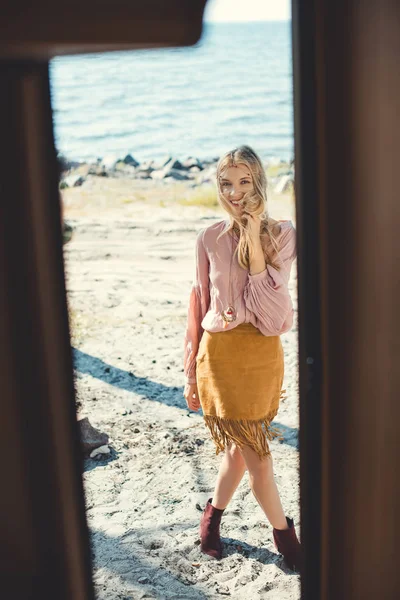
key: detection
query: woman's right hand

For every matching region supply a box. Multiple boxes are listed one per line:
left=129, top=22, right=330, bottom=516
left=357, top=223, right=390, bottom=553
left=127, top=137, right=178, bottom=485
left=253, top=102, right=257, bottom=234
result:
left=184, top=382, right=201, bottom=412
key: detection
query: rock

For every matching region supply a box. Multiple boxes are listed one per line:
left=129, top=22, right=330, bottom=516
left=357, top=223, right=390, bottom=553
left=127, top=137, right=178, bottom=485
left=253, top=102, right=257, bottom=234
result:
left=276, top=169, right=294, bottom=178
left=100, top=154, right=120, bottom=170
left=122, top=154, right=139, bottom=167
left=114, top=162, right=137, bottom=175
left=150, top=169, right=167, bottom=180
left=154, top=155, right=177, bottom=170
left=73, top=163, right=91, bottom=177
left=167, top=169, right=192, bottom=180
left=78, top=417, right=109, bottom=455
left=274, top=174, right=294, bottom=194
left=163, top=157, right=183, bottom=170
left=61, top=174, right=86, bottom=188
left=136, top=160, right=155, bottom=173
left=216, top=585, right=230, bottom=596
left=62, top=220, right=74, bottom=245
left=181, top=156, right=204, bottom=170
left=89, top=444, right=110, bottom=459
left=197, top=165, right=217, bottom=184
left=151, top=167, right=191, bottom=181
left=134, top=171, right=152, bottom=179
left=167, top=169, right=193, bottom=181
left=138, top=576, right=150, bottom=584
left=88, top=164, right=108, bottom=177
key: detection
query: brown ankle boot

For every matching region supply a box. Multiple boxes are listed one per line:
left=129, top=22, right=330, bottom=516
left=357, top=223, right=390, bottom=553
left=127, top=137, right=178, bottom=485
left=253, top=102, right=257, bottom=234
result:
left=199, top=497, right=225, bottom=559
left=273, top=516, right=303, bottom=572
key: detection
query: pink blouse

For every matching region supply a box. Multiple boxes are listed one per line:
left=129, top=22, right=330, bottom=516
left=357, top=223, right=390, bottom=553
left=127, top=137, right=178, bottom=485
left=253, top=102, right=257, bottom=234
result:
left=183, top=218, right=297, bottom=385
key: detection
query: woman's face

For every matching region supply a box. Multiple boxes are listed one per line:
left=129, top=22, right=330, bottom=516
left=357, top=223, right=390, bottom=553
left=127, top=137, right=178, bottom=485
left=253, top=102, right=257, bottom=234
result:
left=219, top=163, right=254, bottom=213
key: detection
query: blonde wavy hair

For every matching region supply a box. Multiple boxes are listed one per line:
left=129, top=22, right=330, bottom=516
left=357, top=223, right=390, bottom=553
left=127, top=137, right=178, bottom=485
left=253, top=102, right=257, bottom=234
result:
left=216, top=145, right=282, bottom=271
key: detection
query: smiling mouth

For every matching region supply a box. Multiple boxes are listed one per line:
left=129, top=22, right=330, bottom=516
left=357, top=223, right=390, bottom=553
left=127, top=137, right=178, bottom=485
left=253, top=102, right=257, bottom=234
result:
left=230, top=199, right=242, bottom=206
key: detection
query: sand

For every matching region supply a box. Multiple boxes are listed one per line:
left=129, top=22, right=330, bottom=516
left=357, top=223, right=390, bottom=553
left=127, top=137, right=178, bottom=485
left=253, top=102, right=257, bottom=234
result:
left=63, top=176, right=300, bottom=600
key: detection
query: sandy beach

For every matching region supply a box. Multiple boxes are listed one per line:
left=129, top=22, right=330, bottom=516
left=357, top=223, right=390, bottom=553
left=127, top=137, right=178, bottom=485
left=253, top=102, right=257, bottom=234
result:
left=63, top=175, right=300, bottom=600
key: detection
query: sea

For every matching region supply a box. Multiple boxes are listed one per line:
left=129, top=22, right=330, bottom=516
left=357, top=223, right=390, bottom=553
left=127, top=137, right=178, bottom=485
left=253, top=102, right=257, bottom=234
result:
left=49, top=21, right=293, bottom=165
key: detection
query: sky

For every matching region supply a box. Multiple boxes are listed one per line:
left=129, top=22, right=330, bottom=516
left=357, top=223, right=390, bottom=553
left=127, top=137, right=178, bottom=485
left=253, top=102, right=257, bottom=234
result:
left=203, top=0, right=291, bottom=22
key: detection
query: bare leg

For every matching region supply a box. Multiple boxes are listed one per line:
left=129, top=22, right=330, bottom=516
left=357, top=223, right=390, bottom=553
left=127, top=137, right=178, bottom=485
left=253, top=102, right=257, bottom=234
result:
left=238, top=441, right=289, bottom=530
left=211, top=442, right=247, bottom=510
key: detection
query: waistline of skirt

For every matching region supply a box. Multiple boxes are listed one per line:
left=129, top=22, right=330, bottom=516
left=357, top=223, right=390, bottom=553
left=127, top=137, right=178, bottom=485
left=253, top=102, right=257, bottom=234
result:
left=204, top=322, right=275, bottom=336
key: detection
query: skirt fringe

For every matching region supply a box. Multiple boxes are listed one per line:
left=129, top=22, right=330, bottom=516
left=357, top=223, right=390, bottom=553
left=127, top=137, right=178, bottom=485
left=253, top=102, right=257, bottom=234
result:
left=203, top=389, right=286, bottom=460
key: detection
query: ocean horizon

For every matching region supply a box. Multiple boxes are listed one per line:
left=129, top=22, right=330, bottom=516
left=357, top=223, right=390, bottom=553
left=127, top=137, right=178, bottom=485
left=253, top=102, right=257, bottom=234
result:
left=50, top=21, right=294, bottom=165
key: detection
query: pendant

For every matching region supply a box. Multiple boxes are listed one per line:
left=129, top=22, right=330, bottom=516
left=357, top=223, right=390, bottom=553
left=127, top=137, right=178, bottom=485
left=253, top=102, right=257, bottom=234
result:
left=221, top=305, right=237, bottom=324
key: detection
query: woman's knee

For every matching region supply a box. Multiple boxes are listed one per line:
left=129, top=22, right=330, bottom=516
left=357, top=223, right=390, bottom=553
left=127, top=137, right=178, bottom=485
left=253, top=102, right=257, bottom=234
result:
left=226, top=442, right=246, bottom=468
left=241, top=446, right=274, bottom=479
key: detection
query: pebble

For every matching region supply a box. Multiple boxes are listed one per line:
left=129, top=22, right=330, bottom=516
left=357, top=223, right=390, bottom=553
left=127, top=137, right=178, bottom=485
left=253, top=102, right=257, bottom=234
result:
left=90, top=445, right=110, bottom=458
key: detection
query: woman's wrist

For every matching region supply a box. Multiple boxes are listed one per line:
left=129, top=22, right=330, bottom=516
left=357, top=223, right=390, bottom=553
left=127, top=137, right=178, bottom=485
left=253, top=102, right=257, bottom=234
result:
left=249, top=237, right=266, bottom=275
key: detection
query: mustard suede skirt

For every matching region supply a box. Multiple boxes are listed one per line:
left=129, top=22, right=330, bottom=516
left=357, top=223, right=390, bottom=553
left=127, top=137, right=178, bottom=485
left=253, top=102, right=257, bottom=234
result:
left=196, top=322, right=286, bottom=460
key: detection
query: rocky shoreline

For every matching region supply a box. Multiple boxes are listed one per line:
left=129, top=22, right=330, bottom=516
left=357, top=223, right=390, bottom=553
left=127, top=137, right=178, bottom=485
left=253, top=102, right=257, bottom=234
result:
left=58, top=153, right=295, bottom=194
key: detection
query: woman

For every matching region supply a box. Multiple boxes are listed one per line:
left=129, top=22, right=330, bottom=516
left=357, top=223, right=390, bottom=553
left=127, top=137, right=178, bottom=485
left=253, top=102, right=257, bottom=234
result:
left=183, top=145, right=302, bottom=572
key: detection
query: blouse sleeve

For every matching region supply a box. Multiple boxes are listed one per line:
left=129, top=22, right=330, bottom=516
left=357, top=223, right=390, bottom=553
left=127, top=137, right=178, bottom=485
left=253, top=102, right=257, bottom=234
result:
left=243, top=222, right=297, bottom=336
left=183, top=228, right=211, bottom=385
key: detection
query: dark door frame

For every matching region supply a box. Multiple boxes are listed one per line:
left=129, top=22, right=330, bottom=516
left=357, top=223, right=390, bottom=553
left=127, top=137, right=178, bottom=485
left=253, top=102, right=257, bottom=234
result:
left=1, top=1, right=399, bottom=599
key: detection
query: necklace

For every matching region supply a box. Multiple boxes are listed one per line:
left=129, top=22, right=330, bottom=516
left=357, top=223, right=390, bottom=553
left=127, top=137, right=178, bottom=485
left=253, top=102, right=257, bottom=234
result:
left=221, top=229, right=243, bottom=328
